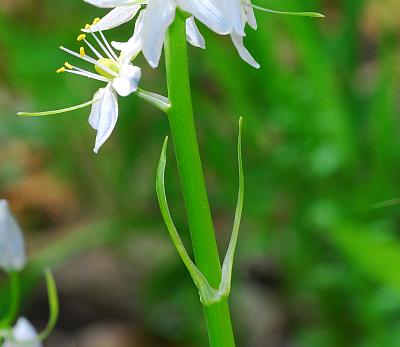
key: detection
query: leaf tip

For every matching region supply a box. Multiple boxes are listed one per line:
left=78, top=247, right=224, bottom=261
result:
left=44, top=267, right=52, bottom=279
left=44, top=268, right=57, bottom=291
left=162, top=136, right=169, bottom=151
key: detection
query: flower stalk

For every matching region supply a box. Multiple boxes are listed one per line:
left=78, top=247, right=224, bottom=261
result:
left=0, top=272, right=20, bottom=329
left=164, top=11, right=236, bottom=347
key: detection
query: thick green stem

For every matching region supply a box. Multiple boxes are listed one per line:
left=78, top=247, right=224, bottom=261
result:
left=164, top=12, right=236, bottom=347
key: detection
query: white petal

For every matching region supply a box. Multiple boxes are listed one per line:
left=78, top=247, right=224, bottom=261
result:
left=88, top=88, right=105, bottom=130
left=243, top=0, right=257, bottom=29
left=111, top=41, right=126, bottom=51
left=222, top=0, right=245, bottom=35
left=84, top=0, right=139, bottom=8
left=0, top=200, right=26, bottom=272
left=186, top=17, right=205, bottom=49
left=141, top=0, right=176, bottom=68
left=178, top=0, right=231, bottom=35
left=112, top=64, right=141, bottom=96
left=89, top=86, right=119, bottom=153
left=3, top=317, right=42, bottom=347
left=88, top=5, right=141, bottom=32
left=231, top=33, right=260, bottom=68
left=112, top=10, right=145, bottom=64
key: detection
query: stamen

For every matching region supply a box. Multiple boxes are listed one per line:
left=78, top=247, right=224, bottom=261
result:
left=65, top=62, right=101, bottom=77
left=61, top=45, right=86, bottom=60
left=99, top=31, right=119, bottom=62
left=61, top=46, right=94, bottom=65
left=59, top=60, right=110, bottom=82
left=80, top=47, right=86, bottom=57
left=82, top=39, right=103, bottom=59
left=92, top=18, right=101, bottom=25
left=64, top=69, right=111, bottom=83
left=77, top=34, right=86, bottom=41
left=85, top=24, right=91, bottom=30
left=60, top=46, right=119, bottom=78
left=89, top=31, right=119, bottom=64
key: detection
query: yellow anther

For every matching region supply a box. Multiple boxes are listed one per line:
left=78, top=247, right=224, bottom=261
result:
left=77, top=34, right=86, bottom=41
left=64, top=62, right=73, bottom=69
left=80, top=47, right=86, bottom=57
left=92, top=17, right=101, bottom=25
left=56, top=67, right=65, bottom=74
left=85, top=24, right=91, bottom=30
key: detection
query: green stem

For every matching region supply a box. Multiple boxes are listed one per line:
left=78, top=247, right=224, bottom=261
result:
left=164, top=12, right=236, bottom=347
left=0, top=272, right=20, bottom=328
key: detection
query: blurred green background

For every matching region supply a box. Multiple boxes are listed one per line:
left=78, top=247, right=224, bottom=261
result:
left=1, top=0, right=400, bottom=346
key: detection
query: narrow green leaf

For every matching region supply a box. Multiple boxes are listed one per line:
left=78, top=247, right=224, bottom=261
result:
left=156, top=137, right=218, bottom=304
left=220, top=118, right=244, bottom=297
left=38, top=269, right=59, bottom=341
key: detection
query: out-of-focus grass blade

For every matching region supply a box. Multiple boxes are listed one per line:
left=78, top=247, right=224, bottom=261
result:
left=330, top=224, right=400, bottom=293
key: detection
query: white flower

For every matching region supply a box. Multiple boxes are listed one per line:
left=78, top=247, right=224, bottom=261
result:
left=19, top=28, right=142, bottom=153
left=3, top=317, right=42, bottom=347
left=84, top=0, right=258, bottom=68
left=62, top=30, right=143, bottom=153
left=224, top=0, right=260, bottom=68
left=0, top=200, right=26, bottom=272
left=110, top=9, right=205, bottom=68
left=83, top=0, right=230, bottom=68
left=221, top=0, right=324, bottom=68
left=84, top=0, right=323, bottom=69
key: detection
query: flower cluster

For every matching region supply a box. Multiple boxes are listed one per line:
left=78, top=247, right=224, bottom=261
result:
left=85, top=0, right=260, bottom=67
left=19, top=0, right=322, bottom=152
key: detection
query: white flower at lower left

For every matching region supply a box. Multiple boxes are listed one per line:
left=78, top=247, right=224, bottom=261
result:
left=3, top=318, right=42, bottom=347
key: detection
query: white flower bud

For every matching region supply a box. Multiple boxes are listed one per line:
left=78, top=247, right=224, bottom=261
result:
left=0, top=200, right=26, bottom=272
